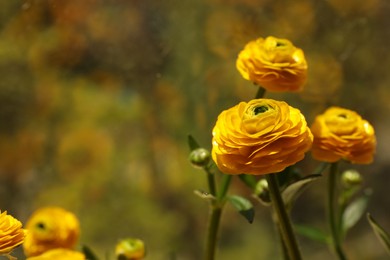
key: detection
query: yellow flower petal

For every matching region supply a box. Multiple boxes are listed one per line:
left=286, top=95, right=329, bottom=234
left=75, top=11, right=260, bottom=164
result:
left=236, top=36, right=307, bottom=92
left=0, top=211, right=26, bottom=255
left=311, top=106, right=376, bottom=164
left=23, top=207, right=80, bottom=257
left=211, top=99, right=313, bottom=175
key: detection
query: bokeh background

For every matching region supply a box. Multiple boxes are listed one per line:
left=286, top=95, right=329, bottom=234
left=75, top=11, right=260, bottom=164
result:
left=1, top=0, right=390, bottom=259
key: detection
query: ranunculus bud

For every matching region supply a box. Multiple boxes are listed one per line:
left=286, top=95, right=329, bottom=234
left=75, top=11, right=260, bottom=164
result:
left=212, top=98, right=313, bottom=175
left=341, top=169, right=363, bottom=187
left=254, top=179, right=271, bottom=205
left=189, top=148, right=211, bottom=169
left=115, top=238, right=145, bottom=260
left=236, top=36, right=308, bottom=92
left=311, top=106, right=376, bottom=164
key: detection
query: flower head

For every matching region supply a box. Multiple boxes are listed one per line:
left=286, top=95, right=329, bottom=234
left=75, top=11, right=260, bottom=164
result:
left=23, top=207, right=80, bottom=257
left=26, top=248, right=85, bottom=260
left=212, top=99, right=313, bottom=175
left=236, top=36, right=307, bottom=92
left=0, top=211, right=26, bottom=255
left=115, top=238, right=145, bottom=260
left=311, top=106, right=376, bottom=164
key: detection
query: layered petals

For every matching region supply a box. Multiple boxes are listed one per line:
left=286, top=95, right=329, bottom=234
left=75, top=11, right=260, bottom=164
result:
left=212, top=99, right=313, bottom=175
left=236, top=36, right=308, bottom=92
left=23, top=207, right=80, bottom=257
left=310, top=106, right=376, bottom=164
left=0, top=211, right=26, bottom=255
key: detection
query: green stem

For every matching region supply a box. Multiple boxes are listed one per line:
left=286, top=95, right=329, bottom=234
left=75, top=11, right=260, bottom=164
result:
left=205, top=166, right=217, bottom=197
left=328, top=162, right=347, bottom=260
left=217, top=175, right=232, bottom=201
left=205, top=205, right=223, bottom=260
left=255, top=86, right=266, bottom=99
left=266, top=173, right=302, bottom=260
left=203, top=168, right=232, bottom=260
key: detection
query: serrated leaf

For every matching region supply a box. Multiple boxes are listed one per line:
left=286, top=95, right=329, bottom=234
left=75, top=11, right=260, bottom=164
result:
left=227, top=195, right=255, bottom=223
left=282, top=174, right=322, bottom=209
left=82, top=245, right=100, bottom=260
left=367, top=213, right=390, bottom=255
left=342, top=195, right=369, bottom=232
left=294, top=224, right=329, bottom=244
left=187, top=135, right=200, bottom=151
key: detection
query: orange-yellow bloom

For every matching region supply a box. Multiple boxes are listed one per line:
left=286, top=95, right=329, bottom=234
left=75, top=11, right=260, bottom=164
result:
left=0, top=211, right=26, bottom=255
left=236, top=36, right=307, bottom=92
left=311, top=106, right=376, bottom=164
left=23, top=207, right=80, bottom=257
left=115, top=238, right=146, bottom=260
left=26, top=248, right=85, bottom=260
left=212, top=99, right=313, bottom=175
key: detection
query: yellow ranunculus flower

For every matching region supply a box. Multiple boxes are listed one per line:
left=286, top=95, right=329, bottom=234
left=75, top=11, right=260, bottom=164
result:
left=23, top=207, right=80, bottom=257
left=311, top=106, right=376, bottom=164
left=0, top=211, right=26, bottom=255
left=212, top=99, right=313, bottom=175
left=26, top=248, right=85, bottom=260
left=236, top=36, right=307, bottom=92
left=115, top=238, right=146, bottom=260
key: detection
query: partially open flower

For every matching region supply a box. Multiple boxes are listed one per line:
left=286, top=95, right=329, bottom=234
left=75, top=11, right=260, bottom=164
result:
left=0, top=211, right=26, bottom=256
left=236, top=36, right=307, bottom=92
left=23, top=207, right=80, bottom=257
left=212, top=99, right=313, bottom=175
left=26, top=248, right=85, bottom=260
left=311, top=106, right=376, bottom=164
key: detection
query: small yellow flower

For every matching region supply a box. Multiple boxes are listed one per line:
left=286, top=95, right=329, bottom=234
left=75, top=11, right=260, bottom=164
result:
left=311, top=106, right=376, bottom=164
left=0, top=211, right=26, bottom=256
left=26, top=248, right=85, bottom=260
left=115, top=238, right=145, bottom=260
left=212, top=99, right=313, bottom=175
left=236, top=36, right=308, bottom=92
left=23, top=207, right=80, bottom=257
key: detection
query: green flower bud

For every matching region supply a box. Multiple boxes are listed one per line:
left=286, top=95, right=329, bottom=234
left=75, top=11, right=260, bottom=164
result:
left=254, top=179, right=271, bottom=205
left=115, top=238, right=145, bottom=260
left=341, top=169, right=363, bottom=187
left=189, top=148, right=211, bottom=169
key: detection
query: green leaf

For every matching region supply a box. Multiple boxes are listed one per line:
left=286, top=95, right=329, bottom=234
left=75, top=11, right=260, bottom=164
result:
left=187, top=135, right=200, bottom=151
left=342, top=194, right=369, bottom=232
left=294, top=224, right=329, bottom=244
left=282, top=174, right=322, bottom=209
left=227, top=195, right=255, bottom=223
left=367, top=213, right=390, bottom=255
left=82, top=245, right=100, bottom=260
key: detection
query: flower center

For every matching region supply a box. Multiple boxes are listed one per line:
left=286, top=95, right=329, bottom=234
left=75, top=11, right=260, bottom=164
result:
left=338, top=113, right=347, bottom=119
left=254, top=105, right=269, bottom=115
left=36, top=222, right=46, bottom=229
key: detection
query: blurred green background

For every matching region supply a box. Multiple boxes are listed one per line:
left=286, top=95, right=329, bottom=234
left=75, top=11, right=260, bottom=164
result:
left=1, top=0, right=389, bottom=259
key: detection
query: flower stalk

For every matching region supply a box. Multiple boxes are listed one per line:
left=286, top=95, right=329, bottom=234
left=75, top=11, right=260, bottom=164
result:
left=266, top=173, right=302, bottom=260
left=327, top=162, right=347, bottom=260
left=204, top=167, right=232, bottom=260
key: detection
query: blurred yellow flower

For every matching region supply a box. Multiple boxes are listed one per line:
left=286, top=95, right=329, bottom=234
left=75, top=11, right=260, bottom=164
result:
left=236, top=36, right=307, bottom=92
left=23, top=207, right=80, bottom=257
left=26, top=248, right=85, bottom=260
left=212, top=99, right=313, bottom=175
left=115, top=238, right=145, bottom=260
left=0, top=211, right=26, bottom=255
left=311, top=107, right=376, bottom=164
